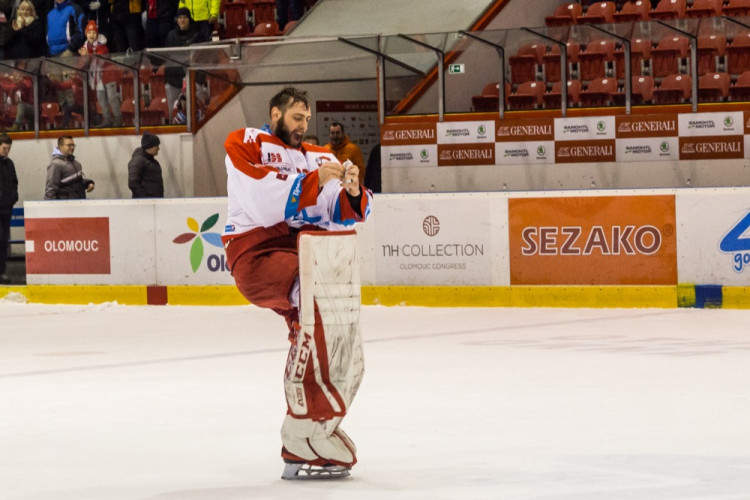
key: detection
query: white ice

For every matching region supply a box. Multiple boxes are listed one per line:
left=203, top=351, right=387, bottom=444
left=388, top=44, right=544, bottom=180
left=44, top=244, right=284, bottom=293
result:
left=1, top=298, right=749, bottom=499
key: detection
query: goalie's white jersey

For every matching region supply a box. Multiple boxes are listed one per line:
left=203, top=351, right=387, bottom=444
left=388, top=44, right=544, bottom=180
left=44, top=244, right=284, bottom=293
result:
left=222, top=127, right=371, bottom=240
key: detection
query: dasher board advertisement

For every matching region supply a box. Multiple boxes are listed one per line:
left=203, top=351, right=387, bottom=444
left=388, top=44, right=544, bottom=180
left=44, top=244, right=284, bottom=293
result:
left=374, top=197, right=493, bottom=285
left=676, top=190, right=750, bottom=286
left=509, top=195, right=677, bottom=285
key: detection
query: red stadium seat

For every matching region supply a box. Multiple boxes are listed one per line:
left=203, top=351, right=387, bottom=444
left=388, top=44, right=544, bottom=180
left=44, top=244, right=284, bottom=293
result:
left=508, top=80, right=545, bottom=110
left=509, top=43, right=545, bottom=85
left=543, top=41, right=580, bottom=83
left=579, top=77, right=617, bottom=107
left=219, top=0, right=252, bottom=39
left=543, top=79, right=582, bottom=108
left=652, top=74, right=692, bottom=104
left=614, top=0, right=650, bottom=22
left=697, top=35, right=726, bottom=76
left=545, top=2, right=582, bottom=26
left=650, top=0, right=687, bottom=20
left=612, top=75, right=655, bottom=105
left=698, top=72, right=730, bottom=102
left=729, top=70, right=750, bottom=100
left=250, top=0, right=275, bottom=24
left=579, top=39, right=615, bottom=81
left=252, top=21, right=280, bottom=37
left=471, top=81, right=510, bottom=111
left=651, top=35, right=688, bottom=78
left=40, top=102, right=62, bottom=129
left=726, top=33, right=750, bottom=76
left=723, top=0, right=750, bottom=16
left=614, top=37, right=652, bottom=78
left=577, top=1, right=616, bottom=25
left=686, top=0, right=723, bottom=18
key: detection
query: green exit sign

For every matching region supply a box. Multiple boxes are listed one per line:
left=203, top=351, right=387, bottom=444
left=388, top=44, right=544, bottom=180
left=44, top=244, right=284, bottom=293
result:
left=449, top=64, right=465, bottom=74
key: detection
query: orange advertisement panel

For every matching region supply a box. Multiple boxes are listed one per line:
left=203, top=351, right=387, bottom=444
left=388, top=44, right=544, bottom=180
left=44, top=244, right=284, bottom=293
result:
left=679, top=135, right=744, bottom=160
left=509, top=196, right=676, bottom=285
left=495, top=118, right=554, bottom=142
left=615, top=114, right=678, bottom=138
left=26, top=217, right=111, bottom=274
left=554, top=139, right=616, bottom=163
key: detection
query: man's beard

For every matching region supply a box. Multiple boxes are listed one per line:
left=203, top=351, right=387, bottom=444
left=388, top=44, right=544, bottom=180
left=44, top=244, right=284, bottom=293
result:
left=274, top=115, right=300, bottom=148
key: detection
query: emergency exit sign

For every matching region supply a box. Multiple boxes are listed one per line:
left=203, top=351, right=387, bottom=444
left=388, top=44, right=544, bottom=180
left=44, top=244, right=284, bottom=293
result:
left=449, top=64, right=465, bottom=74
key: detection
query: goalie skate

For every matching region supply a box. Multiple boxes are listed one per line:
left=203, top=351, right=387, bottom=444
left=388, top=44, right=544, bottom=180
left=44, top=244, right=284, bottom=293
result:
left=281, top=461, right=351, bottom=480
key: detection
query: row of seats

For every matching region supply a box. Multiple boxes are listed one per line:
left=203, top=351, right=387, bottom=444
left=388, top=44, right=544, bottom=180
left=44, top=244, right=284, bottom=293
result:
left=546, top=0, right=750, bottom=26
left=472, top=70, right=750, bottom=111
left=217, top=0, right=299, bottom=38
left=510, top=32, right=750, bottom=85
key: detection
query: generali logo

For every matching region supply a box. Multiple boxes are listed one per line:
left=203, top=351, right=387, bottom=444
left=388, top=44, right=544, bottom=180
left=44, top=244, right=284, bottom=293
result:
left=616, top=115, right=678, bottom=138
left=496, top=118, right=554, bottom=142
left=437, top=144, right=494, bottom=166
left=381, top=123, right=436, bottom=145
left=555, top=140, right=616, bottom=163
left=679, top=136, right=743, bottom=160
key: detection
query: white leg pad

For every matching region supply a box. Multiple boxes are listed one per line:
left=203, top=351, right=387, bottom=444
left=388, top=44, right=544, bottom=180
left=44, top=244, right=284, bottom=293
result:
left=284, top=231, right=364, bottom=420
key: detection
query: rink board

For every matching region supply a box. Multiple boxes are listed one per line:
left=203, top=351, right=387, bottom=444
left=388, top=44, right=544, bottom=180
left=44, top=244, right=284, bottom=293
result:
left=6, top=187, right=750, bottom=308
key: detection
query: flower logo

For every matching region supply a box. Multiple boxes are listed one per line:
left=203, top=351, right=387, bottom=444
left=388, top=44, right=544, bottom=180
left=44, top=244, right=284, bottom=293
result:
left=173, top=213, right=224, bottom=272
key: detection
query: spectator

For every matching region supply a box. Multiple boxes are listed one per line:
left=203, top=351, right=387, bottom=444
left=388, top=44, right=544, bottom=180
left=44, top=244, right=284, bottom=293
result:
left=164, top=8, right=200, bottom=115
left=128, top=131, right=164, bottom=198
left=171, top=91, right=186, bottom=124
left=0, top=133, right=18, bottom=284
left=326, top=121, right=365, bottom=185
left=364, top=142, right=381, bottom=193
left=82, top=0, right=112, bottom=49
left=78, top=20, right=122, bottom=127
left=46, top=0, right=85, bottom=56
left=44, top=135, right=94, bottom=199
left=302, top=134, right=318, bottom=145
left=276, top=0, right=301, bottom=33
left=0, top=0, right=14, bottom=60
left=109, top=0, right=144, bottom=53
left=0, top=70, right=33, bottom=131
left=177, top=0, right=217, bottom=42
left=8, top=0, right=45, bottom=59
left=144, top=0, right=178, bottom=48
left=48, top=70, right=89, bottom=129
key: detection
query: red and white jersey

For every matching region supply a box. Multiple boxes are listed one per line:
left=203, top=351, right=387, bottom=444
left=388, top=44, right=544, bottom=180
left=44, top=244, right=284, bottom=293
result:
left=222, top=127, right=371, bottom=240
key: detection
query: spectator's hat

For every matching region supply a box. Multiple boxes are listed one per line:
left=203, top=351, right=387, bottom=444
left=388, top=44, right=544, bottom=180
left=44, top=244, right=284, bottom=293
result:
left=85, top=20, right=98, bottom=34
left=176, top=7, right=191, bottom=19
left=142, top=132, right=160, bottom=150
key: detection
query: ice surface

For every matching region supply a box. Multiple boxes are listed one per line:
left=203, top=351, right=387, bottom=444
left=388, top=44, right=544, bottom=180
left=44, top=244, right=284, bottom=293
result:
left=1, top=302, right=749, bottom=499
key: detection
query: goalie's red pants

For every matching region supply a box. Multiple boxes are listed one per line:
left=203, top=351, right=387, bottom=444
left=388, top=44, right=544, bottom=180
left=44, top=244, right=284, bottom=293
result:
left=223, top=222, right=322, bottom=325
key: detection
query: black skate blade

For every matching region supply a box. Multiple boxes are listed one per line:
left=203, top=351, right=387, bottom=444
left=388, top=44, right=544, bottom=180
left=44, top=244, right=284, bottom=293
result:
left=281, top=462, right=351, bottom=480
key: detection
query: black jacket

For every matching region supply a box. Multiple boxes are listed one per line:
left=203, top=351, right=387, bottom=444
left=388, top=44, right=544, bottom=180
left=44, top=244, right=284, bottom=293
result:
left=128, top=147, right=164, bottom=198
left=164, top=24, right=201, bottom=87
left=0, top=154, right=18, bottom=213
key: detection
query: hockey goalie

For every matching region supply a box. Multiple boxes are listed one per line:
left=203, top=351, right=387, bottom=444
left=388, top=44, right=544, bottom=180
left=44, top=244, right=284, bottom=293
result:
left=221, top=88, right=372, bottom=479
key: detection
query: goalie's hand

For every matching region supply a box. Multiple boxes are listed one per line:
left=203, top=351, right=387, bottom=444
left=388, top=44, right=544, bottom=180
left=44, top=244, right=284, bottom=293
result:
left=317, top=161, right=346, bottom=187
left=341, top=161, right=360, bottom=196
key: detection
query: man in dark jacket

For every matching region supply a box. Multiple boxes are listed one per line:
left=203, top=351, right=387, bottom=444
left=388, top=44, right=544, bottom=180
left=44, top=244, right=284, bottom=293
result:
left=128, top=131, right=164, bottom=198
left=44, top=136, right=94, bottom=199
left=0, top=133, right=18, bottom=284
